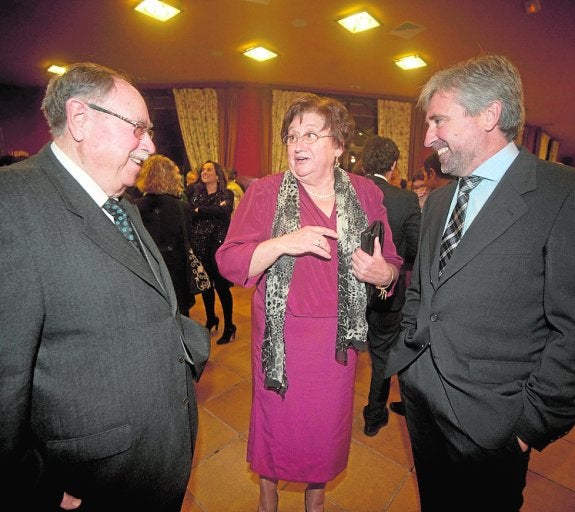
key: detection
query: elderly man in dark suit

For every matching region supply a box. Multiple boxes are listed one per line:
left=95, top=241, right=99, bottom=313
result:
left=360, top=136, right=420, bottom=436
left=384, top=54, right=575, bottom=511
left=0, top=63, right=210, bottom=510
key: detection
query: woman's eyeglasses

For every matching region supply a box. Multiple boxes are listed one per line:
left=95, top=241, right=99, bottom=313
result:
left=282, top=132, right=333, bottom=145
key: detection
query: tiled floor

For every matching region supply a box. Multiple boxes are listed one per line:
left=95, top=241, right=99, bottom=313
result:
left=182, top=286, right=575, bottom=511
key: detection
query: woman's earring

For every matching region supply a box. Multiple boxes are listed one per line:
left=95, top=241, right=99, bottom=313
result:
left=334, top=156, right=341, bottom=170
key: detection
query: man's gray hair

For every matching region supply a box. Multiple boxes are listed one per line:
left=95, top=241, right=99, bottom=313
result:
left=41, top=62, right=132, bottom=138
left=418, top=54, right=525, bottom=142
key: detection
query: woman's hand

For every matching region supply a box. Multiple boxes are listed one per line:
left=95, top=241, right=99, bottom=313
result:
left=281, top=226, right=339, bottom=258
left=352, top=236, right=396, bottom=286
left=248, top=226, right=338, bottom=278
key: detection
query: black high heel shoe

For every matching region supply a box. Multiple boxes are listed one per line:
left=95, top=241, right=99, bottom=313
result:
left=205, top=316, right=220, bottom=334
left=216, top=324, right=237, bottom=345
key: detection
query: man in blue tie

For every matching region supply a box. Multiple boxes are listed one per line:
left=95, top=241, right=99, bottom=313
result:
left=0, top=63, right=209, bottom=510
left=384, top=54, right=575, bottom=511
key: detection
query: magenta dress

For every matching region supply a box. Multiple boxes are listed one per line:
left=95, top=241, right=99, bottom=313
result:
left=216, top=172, right=401, bottom=483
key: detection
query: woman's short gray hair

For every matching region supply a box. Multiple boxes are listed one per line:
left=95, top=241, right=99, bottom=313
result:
left=281, top=93, right=355, bottom=150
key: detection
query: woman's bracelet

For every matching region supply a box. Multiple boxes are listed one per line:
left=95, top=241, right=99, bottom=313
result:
left=374, top=265, right=396, bottom=299
left=381, top=265, right=396, bottom=288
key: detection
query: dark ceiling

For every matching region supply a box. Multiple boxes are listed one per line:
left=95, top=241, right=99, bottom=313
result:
left=1, top=0, right=574, bottom=160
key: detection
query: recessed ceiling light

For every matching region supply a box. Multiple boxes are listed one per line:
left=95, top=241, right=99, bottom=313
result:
left=524, top=0, right=542, bottom=14
left=243, top=46, right=278, bottom=62
left=47, top=65, right=67, bottom=75
left=395, top=55, right=427, bottom=70
left=134, top=0, right=181, bottom=22
left=338, top=12, right=380, bottom=34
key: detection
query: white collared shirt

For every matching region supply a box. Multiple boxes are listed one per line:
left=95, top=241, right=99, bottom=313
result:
left=50, top=142, right=114, bottom=220
left=444, top=141, right=520, bottom=233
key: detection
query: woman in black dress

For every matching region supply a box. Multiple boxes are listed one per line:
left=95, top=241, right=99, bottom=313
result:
left=135, top=154, right=194, bottom=315
left=189, top=160, right=236, bottom=344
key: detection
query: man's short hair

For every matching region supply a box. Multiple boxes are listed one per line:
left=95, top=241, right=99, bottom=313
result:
left=423, top=152, right=441, bottom=176
left=361, top=136, right=400, bottom=175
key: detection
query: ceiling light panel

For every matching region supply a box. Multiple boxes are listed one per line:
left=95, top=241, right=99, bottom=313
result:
left=395, top=55, right=427, bottom=70
left=243, top=46, right=278, bottom=62
left=134, top=0, right=181, bottom=22
left=338, top=12, right=380, bottom=34
left=47, top=65, right=67, bottom=75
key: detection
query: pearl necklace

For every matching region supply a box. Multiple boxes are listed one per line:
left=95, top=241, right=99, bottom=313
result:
left=304, top=188, right=335, bottom=199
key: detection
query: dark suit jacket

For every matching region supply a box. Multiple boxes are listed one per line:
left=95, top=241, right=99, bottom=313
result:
left=136, top=193, right=192, bottom=312
left=385, top=147, right=575, bottom=451
left=365, top=175, right=421, bottom=314
left=0, top=145, right=210, bottom=510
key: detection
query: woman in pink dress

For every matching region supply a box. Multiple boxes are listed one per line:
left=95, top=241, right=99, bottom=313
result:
left=216, top=94, right=402, bottom=512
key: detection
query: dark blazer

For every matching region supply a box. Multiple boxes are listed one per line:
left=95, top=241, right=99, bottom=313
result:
left=365, top=175, right=421, bottom=313
left=385, top=147, right=575, bottom=451
left=136, top=193, right=192, bottom=313
left=0, top=145, right=210, bottom=510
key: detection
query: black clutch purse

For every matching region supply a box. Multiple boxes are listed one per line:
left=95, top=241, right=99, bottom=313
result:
left=361, top=220, right=386, bottom=307
left=361, top=220, right=383, bottom=255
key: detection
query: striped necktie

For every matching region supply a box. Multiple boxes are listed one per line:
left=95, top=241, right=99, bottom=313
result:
left=438, top=176, right=482, bottom=276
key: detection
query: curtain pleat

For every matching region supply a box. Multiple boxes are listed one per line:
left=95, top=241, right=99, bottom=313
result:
left=173, top=88, right=219, bottom=170
left=377, top=99, right=413, bottom=181
left=217, top=88, right=238, bottom=169
left=271, top=89, right=309, bottom=174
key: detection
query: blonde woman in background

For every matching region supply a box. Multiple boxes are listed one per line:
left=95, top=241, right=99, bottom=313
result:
left=136, top=154, right=194, bottom=315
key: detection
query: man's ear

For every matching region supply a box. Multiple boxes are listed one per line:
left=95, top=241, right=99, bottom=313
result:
left=66, top=99, right=88, bottom=141
left=483, top=100, right=502, bottom=133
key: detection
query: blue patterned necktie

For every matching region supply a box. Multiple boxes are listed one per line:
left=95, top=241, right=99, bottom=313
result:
left=103, top=198, right=143, bottom=254
left=438, top=175, right=482, bottom=276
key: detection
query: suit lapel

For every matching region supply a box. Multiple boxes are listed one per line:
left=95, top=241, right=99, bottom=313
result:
left=39, top=147, right=173, bottom=302
left=435, top=148, right=536, bottom=284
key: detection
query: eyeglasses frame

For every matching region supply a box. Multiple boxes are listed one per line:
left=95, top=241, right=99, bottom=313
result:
left=87, top=103, right=154, bottom=140
left=282, top=132, right=334, bottom=146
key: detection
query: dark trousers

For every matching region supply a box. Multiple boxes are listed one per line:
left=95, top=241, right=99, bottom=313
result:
left=364, top=306, right=402, bottom=423
left=400, top=349, right=530, bottom=512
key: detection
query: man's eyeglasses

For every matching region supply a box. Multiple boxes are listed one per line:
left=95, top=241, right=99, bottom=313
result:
left=88, top=103, right=154, bottom=140
left=282, top=132, right=333, bottom=145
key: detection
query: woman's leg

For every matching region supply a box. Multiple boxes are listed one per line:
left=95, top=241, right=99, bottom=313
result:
left=305, top=483, right=326, bottom=512
left=258, top=476, right=278, bottom=512
left=201, top=287, right=218, bottom=328
left=215, top=281, right=234, bottom=330
left=213, top=277, right=236, bottom=344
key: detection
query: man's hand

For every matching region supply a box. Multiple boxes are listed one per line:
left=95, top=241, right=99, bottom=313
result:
left=517, top=437, right=530, bottom=453
left=60, top=492, right=81, bottom=510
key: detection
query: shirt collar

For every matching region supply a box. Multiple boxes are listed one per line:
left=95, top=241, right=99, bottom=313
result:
left=471, top=141, right=519, bottom=183
left=50, top=142, right=109, bottom=207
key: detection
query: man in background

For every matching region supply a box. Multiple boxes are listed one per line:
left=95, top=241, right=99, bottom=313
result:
left=384, top=54, right=575, bottom=511
left=410, top=169, right=428, bottom=210
left=0, top=62, right=209, bottom=510
left=361, top=135, right=421, bottom=436
left=422, top=150, right=456, bottom=192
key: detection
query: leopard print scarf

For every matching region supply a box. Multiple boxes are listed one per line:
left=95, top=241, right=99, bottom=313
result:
left=262, top=166, right=369, bottom=395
